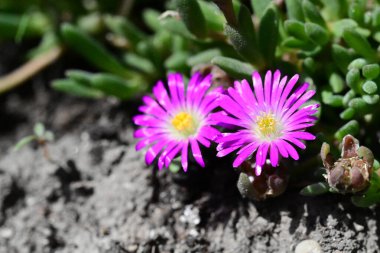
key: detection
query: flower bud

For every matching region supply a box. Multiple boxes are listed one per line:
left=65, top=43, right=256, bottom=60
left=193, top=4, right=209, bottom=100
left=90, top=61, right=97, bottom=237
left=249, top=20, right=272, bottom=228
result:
left=237, top=159, right=289, bottom=201
left=321, top=135, right=374, bottom=193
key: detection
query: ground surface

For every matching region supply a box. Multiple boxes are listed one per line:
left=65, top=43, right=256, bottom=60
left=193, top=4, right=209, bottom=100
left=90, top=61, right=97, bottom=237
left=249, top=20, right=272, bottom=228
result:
left=0, top=45, right=380, bottom=253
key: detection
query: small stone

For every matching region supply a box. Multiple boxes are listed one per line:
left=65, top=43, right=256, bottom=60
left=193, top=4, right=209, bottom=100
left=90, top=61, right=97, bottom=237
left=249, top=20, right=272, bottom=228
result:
left=127, top=244, right=138, bottom=252
left=0, top=228, right=13, bottom=239
left=353, top=222, right=365, bottom=232
left=295, top=239, right=322, bottom=253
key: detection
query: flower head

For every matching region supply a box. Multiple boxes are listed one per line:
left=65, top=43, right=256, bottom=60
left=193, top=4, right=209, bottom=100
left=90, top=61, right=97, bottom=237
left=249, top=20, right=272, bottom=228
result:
left=133, top=73, right=221, bottom=171
left=213, top=70, right=318, bottom=173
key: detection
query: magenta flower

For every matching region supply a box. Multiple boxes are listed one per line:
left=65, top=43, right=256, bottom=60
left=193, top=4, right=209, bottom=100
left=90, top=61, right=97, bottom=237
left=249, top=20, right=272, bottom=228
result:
left=213, top=70, right=318, bottom=173
left=133, top=73, right=221, bottom=172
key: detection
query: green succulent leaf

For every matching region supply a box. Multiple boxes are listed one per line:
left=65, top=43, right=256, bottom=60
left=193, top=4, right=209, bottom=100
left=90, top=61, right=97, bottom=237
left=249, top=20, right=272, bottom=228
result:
left=90, top=73, right=144, bottom=100
left=343, top=29, right=378, bottom=61
left=302, top=0, right=326, bottom=27
left=211, top=56, right=255, bottom=79
left=224, top=5, right=261, bottom=64
left=362, top=80, right=378, bottom=94
left=343, top=89, right=356, bottom=106
left=304, top=22, right=329, bottom=46
left=335, top=120, right=359, bottom=140
left=349, top=97, right=369, bottom=112
left=362, top=94, right=380, bottom=105
left=124, top=53, right=156, bottom=75
left=142, top=9, right=161, bottom=32
left=258, top=6, right=279, bottom=66
left=187, top=48, right=222, bottom=66
left=331, top=19, right=358, bottom=38
left=251, top=0, right=272, bottom=19
left=285, top=0, right=305, bottom=21
left=351, top=172, right=380, bottom=208
left=340, top=107, right=355, bottom=120
left=52, top=79, right=104, bottom=99
left=362, top=64, right=380, bottom=80
left=61, top=23, right=130, bottom=77
left=284, top=20, right=308, bottom=40
left=176, top=0, right=207, bottom=38
left=348, top=0, right=366, bottom=25
left=348, top=58, right=367, bottom=70
left=65, top=70, right=93, bottom=85
left=104, top=15, right=146, bottom=48
left=322, top=91, right=343, bottom=107
left=329, top=73, right=345, bottom=93
left=300, top=182, right=330, bottom=196
left=332, top=44, right=355, bottom=72
left=198, top=0, right=226, bottom=32
left=160, top=17, right=196, bottom=41
left=164, top=51, right=190, bottom=72
left=346, top=68, right=361, bottom=93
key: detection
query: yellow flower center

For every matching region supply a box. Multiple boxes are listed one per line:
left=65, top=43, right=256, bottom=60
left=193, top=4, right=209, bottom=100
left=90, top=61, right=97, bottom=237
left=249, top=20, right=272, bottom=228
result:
left=256, top=112, right=278, bottom=136
left=171, top=112, right=196, bottom=136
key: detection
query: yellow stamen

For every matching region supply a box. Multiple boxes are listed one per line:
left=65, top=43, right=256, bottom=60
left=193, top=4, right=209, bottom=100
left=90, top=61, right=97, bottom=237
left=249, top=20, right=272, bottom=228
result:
left=172, top=112, right=196, bottom=135
left=256, top=112, right=277, bottom=136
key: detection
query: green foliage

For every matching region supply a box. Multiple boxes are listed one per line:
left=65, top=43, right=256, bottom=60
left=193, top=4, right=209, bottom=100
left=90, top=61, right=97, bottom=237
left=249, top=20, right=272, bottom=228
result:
left=3, top=0, right=380, bottom=206
left=13, top=123, right=54, bottom=151
left=300, top=182, right=329, bottom=196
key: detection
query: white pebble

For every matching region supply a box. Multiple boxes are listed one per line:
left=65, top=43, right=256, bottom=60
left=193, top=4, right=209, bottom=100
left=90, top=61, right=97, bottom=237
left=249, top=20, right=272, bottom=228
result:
left=295, top=239, right=322, bottom=253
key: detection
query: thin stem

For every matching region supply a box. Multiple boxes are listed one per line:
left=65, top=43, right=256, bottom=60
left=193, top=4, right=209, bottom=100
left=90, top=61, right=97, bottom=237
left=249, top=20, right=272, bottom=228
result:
left=0, top=45, right=64, bottom=94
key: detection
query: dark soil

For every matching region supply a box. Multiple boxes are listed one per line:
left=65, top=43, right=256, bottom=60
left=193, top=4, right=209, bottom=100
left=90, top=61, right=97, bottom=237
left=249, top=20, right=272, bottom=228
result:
left=0, top=46, right=380, bottom=253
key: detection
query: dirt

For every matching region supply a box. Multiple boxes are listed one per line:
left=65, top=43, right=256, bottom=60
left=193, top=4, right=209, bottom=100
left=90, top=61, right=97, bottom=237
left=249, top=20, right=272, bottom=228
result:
left=0, top=47, right=380, bottom=253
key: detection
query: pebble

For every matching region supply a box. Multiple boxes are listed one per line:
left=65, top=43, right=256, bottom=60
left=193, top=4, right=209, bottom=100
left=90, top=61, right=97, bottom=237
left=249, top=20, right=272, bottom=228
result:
left=295, top=239, right=322, bottom=253
left=0, top=228, right=13, bottom=239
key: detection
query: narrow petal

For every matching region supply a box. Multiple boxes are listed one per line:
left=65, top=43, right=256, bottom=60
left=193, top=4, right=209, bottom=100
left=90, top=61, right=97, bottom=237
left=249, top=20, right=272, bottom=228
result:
left=198, top=126, right=221, bottom=141
left=270, top=144, right=279, bottom=167
left=208, top=111, right=248, bottom=128
left=179, top=141, right=188, bottom=172
left=233, top=143, right=259, bottom=167
left=289, top=131, right=316, bottom=140
left=274, top=140, right=288, bottom=158
left=252, top=72, right=264, bottom=105
left=282, top=135, right=306, bottom=149
left=264, top=70, right=272, bottom=105
left=164, top=143, right=183, bottom=168
left=277, top=74, right=299, bottom=111
left=153, top=81, right=174, bottom=112
left=190, top=139, right=205, bottom=167
left=197, top=134, right=211, bottom=148
left=134, top=128, right=167, bottom=138
left=168, top=73, right=180, bottom=107
left=145, top=140, right=168, bottom=165
left=138, top=105, right=166, bottom=118
left=282, top=83, right=309, bottom=111
left=158, top=141, right=178, bottom=170
left=270, top=70, right=281, bottom=108
left=282, top=90, right=316, bottom=119
left=272, top=75, right=288, bottom=109
left=241, top=79, right=258, bottom=106
left=216, top=145, right=241, bottom=157
left=135, top=134, right=166, bottom=151
left=281, top=140, right=299, bottom=160
left=256, top=143, right=269, bottom=166
left=133, top=115, right=164, bottom=127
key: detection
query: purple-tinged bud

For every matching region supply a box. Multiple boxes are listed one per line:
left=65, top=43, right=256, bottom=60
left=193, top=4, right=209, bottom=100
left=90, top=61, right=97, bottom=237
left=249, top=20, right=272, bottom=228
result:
left=321, top=135, right=374, bottom=193
left=237, top=159, right=289, bottom=201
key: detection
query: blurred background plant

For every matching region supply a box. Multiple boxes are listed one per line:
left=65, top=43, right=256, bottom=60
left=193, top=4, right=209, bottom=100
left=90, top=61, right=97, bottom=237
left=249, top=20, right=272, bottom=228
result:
left=2, top=0, right=380, bottom=205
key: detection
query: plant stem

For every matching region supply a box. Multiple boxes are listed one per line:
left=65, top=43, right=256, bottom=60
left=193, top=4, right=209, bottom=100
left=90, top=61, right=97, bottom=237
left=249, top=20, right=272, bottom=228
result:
left=0, top=45, right=64, bottom=94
